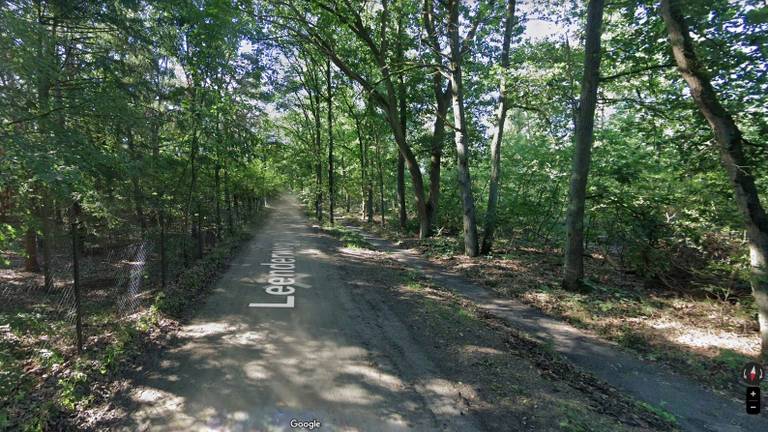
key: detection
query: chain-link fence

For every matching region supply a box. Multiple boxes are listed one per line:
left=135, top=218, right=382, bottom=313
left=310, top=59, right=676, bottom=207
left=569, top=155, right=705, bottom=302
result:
left=0, top=197, right=264, bottom=356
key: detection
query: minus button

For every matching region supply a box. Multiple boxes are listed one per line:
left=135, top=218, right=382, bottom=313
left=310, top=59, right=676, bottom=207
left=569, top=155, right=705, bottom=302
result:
left=747, top=386, right=761, bottom=415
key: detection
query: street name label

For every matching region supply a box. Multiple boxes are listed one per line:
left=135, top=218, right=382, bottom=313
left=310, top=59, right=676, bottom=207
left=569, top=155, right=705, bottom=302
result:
left=249, top=242, right=299, bottom=308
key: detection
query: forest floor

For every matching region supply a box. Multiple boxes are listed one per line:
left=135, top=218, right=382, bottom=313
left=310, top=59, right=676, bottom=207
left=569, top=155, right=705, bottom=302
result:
left=0, top=221, right=261, bottom=430
left=341, top=215, right=760, bottom=398
left=0, top=259, right=176, bottom=430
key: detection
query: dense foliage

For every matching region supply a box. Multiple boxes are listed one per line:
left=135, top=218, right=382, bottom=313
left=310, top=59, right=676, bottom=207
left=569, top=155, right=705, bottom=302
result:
left=261, top=0, right=768, bottom=356
left=1, top=0, right=280, bottom=261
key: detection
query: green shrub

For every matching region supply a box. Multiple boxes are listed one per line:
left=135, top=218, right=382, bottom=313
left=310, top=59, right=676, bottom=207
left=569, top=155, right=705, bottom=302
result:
left=154, top=230, right=252, bottom=317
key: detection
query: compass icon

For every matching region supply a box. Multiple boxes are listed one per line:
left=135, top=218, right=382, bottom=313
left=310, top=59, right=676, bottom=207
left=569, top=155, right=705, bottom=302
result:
left=741, top=362, right=765, bottom=384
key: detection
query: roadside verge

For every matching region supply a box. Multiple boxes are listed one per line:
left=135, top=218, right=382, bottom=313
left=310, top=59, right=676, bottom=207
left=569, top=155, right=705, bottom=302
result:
left=339, top=223, right=768, bottom=432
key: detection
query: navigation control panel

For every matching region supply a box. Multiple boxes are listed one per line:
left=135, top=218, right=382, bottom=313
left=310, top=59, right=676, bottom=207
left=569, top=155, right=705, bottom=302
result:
left=742, top=362, right=765, bottom=415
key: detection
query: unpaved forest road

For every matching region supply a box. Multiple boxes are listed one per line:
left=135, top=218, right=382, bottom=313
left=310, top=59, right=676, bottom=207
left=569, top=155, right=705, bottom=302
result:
left=121, top=196, right=482, bottom=431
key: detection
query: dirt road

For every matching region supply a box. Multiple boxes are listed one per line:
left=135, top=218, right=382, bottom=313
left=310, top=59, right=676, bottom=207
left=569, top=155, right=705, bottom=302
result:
left=121, top=196, right=483, bottom=431
left=120, top=196, right=699, bottom=432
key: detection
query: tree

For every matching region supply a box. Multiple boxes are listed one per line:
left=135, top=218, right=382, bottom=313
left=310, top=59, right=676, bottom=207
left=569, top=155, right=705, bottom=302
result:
left=446, top=0, right=480, bottom=256
left=481, top=0, right=517, bottom=255
left=268, top=0, right=433, bottom=237
left=562, top=0, right=606, bottom=290
left=326, top=58, right=335, bottom=225
left=660, top=0, right=768, bottom=360
left=421, top=0, right=452, bottom=232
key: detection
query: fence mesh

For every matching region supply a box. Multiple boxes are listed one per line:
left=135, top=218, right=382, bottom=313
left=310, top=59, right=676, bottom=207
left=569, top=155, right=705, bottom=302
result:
left=1, top=199, right=261, bottom=360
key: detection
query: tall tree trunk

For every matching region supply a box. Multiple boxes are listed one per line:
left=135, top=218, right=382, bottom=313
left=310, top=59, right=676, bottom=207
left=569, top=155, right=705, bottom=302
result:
left=660, top=0, right=768, bottom=361
left=422, top=0, right=450, bottom=235
left=315, top=160, right=323, bottom=221
left=395, top=16, right=409, bottom=231
left=326, top=58, right=335, bottom=225
left=214, top=164, right=222, bottom=241
left=311, top=88, right=324, bottom=221
left=40, top=209, right=53, bottom=289
left=234, top=194, right=240, bottom=225
left=159, top=207, right=166, bottom=288
left=447, top=0, right=479, bottom=257
left=346, top=191, right=351, bottom=213
left=396, top=153, right=406, bottom=228
left=127, top=127, right=147, bottom=234
left=349, top=101, right=372, bottom=222
left=481, top=0, right=517, bottom=255
left=70, top=201, right=83, bottom=353
left=28, top=1, right=51, bottom=275
left=375, top=130, right=387, bottom=227
left=24, top=226, right=40, bottom=272
left=195, top=202, right=203, bottom=259
left=358, top=134, right=367, bottom=219
left=562, top=0, right=605, bottom=290
left=183, top=86, right=200, bottom=265
left=367, top=186, right=374, bottom=223
left=365, top=116, right=374, bottom=223
left=225, top=169, right=234, bottom=235
left=427, top=89, right=449, bottom=232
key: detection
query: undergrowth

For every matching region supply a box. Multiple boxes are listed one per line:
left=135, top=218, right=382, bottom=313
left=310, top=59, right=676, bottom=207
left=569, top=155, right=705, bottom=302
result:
left=320, top=224, right=373, bottom=249
left=0, top=221, right=259, bottom=431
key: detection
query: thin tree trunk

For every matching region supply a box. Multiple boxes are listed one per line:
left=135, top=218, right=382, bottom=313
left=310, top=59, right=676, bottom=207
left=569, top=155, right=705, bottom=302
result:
left=160, top=207, right=166, bottom=288
left=326, top=58, right=335, bottom=225
left=349, top=101, right=371, bottom=222
left=234, top=194, right=241, bottom=225
left=71, top=201, right=83, bottom=354
left=195, top=202, right=203, bottom=259
left=427, top=89, right=449, bottom=232
left=183, top=91, right=200, bottom=265
left=24, top=227, right=40, bottom=272
left=359, top=137, right=367, bottom=219
left=127, top=127, right=147, bottom=234
left=225, top=169, right=234, bottom=234
left=422, top=0, right=450, bottom=235
left=309, top=86, right=324, bottom=221
left=482, top=0, right=517, bottom=255
left=365, top=116, right=374, bottom=224
left=316, top=160, right=323, bottom=221
left=214, top=164, right=222, bottom=241
left=346, top=191, right=351, bottom=213
left=661, top=0, right=768, bottom=360
left=447, top=0, right=479, bottom=257
left=396, top=153, right=406, bottom=228
left=375, top=130, right=387, bottom=228
left=367, top=186, right=374, bottom=223
left=28, top=2, right=50, bottom=275
left=562, top=0, right=605, bottom=290
left=40, top=203, right=53, bottom=289
left=395, top=16, right=409, bottom=231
